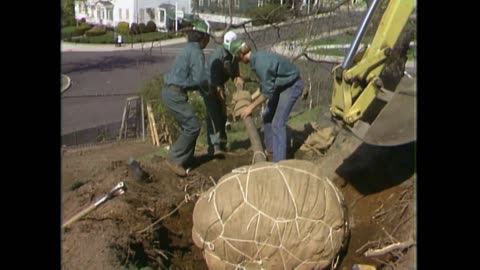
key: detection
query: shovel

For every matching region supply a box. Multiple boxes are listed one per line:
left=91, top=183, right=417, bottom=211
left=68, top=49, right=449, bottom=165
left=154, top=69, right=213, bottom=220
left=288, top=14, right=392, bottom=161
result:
left=62, top=182, right=127, bottom=229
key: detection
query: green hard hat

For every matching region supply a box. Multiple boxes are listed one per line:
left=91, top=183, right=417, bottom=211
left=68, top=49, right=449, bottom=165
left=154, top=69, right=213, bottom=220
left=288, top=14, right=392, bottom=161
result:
left=228, top=39, right=247, bottom=57
left=192, top=19, right=212, bottom=35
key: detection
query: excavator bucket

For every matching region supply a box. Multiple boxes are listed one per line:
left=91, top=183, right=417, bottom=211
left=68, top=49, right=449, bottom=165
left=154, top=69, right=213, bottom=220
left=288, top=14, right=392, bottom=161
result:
left=347, top=74, right=416, bottom=146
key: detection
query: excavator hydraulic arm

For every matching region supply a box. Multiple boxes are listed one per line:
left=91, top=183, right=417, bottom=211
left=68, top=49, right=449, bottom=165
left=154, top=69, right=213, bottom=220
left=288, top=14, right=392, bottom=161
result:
left=330, top=0, right=416, bottom=146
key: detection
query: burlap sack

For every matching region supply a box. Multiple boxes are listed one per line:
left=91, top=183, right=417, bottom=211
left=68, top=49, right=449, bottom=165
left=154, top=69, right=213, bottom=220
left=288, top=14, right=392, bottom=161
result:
left=232, top=90, right=252, bottom=117
left=192, top=160, right=348, bottom=269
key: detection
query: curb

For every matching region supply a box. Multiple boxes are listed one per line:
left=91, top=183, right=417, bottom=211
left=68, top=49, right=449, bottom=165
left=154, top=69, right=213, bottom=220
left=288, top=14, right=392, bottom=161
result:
left=61, top=74, right=72, bottom=93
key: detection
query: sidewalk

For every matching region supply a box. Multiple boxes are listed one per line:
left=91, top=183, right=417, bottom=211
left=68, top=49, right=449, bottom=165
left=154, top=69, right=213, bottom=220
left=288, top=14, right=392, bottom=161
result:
left=61, top=35, right=189, bottom=52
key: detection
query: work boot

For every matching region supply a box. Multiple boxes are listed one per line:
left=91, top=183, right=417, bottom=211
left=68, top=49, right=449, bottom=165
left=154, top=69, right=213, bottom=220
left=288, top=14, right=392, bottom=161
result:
left=165, top=158, right=186, bottom=177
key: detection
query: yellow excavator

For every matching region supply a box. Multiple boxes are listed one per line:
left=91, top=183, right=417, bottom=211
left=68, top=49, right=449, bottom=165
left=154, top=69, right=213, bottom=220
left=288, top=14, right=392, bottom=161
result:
left=330, top=0, right=416, bottom=146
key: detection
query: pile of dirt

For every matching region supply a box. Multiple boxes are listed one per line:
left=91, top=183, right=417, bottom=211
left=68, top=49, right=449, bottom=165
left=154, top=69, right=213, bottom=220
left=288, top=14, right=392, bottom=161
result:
left=62, top=129, right=416, bottom=270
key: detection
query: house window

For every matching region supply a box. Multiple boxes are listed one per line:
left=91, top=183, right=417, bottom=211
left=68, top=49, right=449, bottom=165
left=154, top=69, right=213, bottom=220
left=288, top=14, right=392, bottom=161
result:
left=160, top=9, right=165, bottom=22
left=234, top=0, right=240, bottom=9
left=199, top=0, right=204, bottom=7
left=258, top=0, right=264, bottom=7
left=119, top=8, right=122, bottom=20
left=146, top=8, right=155, bottom=20
left=107, top=8, right=113, bottom=20
left=139, top=8, right=145, bottom=23
left=126, top=9, right=129, bottom=20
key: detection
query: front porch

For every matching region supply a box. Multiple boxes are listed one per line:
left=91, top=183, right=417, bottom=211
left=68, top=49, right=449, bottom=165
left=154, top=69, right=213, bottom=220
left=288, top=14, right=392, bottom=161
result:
left=75, top=0, right=114, bottom=27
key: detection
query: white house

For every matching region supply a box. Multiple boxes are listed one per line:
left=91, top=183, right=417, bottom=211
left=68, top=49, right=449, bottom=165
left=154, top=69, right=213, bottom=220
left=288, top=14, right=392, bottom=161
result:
left=74, top=0, right=192, bottom=30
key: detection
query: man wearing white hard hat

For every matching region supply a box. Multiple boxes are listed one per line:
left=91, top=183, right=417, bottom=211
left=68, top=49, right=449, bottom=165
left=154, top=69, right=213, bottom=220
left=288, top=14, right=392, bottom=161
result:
left=201, top=31, right=244, bottom=156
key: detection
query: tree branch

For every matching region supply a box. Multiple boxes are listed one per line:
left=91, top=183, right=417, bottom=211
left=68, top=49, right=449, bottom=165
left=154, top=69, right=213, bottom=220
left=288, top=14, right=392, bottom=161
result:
left=364, top=238, right=415, bottom=257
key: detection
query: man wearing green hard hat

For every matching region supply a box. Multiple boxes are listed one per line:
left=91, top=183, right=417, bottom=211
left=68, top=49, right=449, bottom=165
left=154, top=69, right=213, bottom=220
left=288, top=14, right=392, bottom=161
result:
left=227, top=39, right=305, bottom=162
left=161, top=19, right=212, bottom=176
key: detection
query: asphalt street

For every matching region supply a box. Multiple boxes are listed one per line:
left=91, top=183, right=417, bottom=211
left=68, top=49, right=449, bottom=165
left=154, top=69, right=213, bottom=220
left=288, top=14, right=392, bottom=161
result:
left=61, top=43, right=218, bottom=135
left=61, top=10, right=369, bottom=140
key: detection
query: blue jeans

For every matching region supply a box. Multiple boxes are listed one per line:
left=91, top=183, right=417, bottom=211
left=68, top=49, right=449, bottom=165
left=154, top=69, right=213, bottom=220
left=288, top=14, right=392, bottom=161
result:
left=263, top=78, right=304, bottom=162
left=161, top=86, right=201, bottom=167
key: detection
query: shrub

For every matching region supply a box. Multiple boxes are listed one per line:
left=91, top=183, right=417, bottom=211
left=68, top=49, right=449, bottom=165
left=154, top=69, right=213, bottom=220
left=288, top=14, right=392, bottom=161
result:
left=62, top=26, right=77, bottom=39
left=117, top=21, right=130, bottom=35
left=79, top=22, right=91, bottom=28
left=130, top=23, right=139, bottom=35
left=139, top=23, right=147, bottom=33
left=85, top=25, right=107, bottom=37
left=73, top=23, right=92, bottom=36
left=245, top=4, right=290, bottom=26
left=63, top=16, right=76, bottom=27
left=146, top=21, right=157, bottom=32
left=140, top=75, right=208, bottom=144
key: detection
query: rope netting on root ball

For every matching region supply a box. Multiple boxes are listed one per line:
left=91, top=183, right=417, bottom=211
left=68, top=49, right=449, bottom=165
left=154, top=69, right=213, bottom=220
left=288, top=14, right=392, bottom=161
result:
left=192, top=160, right=349, bottom=270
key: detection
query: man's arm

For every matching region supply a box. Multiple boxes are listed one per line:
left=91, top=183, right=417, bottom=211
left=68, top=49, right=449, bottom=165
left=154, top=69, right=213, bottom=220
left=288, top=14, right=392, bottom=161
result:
left=240, top=94, right=267, bottom=119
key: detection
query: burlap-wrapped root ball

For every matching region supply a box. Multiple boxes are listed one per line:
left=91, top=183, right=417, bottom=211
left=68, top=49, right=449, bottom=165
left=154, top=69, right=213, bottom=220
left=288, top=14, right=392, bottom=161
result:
left=192, top=160, right=349, bottom=270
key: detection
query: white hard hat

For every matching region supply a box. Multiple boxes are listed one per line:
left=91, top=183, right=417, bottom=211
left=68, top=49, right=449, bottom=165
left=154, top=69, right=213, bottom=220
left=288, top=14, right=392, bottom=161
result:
left=223, top=31, right=238, bottom=50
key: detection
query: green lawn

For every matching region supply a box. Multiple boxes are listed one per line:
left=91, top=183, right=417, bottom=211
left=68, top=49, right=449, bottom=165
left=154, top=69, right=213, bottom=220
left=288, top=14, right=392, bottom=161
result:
left=64, top=30, right=178, bottom=44
left=307, top=48, right=347, bottom=57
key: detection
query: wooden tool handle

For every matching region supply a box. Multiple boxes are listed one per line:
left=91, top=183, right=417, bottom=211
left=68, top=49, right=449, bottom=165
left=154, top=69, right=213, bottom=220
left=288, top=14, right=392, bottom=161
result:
left=62, top=203, right=97, bottom=228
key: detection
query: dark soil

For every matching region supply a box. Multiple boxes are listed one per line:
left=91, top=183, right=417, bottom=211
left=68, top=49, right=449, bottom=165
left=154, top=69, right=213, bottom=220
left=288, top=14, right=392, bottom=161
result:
left=62, top=127, right=415, bottom=270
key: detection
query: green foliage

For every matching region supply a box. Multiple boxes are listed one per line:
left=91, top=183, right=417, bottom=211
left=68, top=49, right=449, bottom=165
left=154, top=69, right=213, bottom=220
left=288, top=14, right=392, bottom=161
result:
left=139, top=23, right=147, bottom=33
left=139, top=76, right=209, bottom=144
left=62, top=26, right=77, bottom=39
left=117, top=22, right=130, bottom=35
left=85, top=25, right=107, bottom=37
left=62, top=0, right=76, bottom=27
left=139, top=76, right=179, bottom=141
left=130, top=23, right=140, bottom=35
left=288, top=106, right=322, bottom=130
left=65, top=30, right=176, bottom=44
left=138, top=148, right=169, bottom=161
left=188, top=91, right=207, bottom=122
left=245, top=4, right=290, bottom=26
left=72, top=22, right=92, bottom=36
left=69, top=31, right=115, bottom=43
left=407, top=47, right=416, bottom=61
left=146, top=21, right=157, bottom=33
left=307, top=48, right=347, bottom=56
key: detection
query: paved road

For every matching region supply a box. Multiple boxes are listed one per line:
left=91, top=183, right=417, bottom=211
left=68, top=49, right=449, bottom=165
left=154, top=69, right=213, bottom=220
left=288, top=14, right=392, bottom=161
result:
left=61, top=43, right=217, bottom=135
left=61, top=10, right=366, bottom=138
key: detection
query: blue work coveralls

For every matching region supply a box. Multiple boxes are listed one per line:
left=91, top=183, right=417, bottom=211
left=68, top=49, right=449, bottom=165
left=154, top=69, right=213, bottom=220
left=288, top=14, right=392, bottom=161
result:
left=202, top=46, right=240, bottom=152
left=161, top=42, right=207, bottom=167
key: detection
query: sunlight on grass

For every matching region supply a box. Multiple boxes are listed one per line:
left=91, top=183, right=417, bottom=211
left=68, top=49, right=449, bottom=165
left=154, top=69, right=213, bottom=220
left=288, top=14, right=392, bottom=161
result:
left=288, top=106, right=322, bottom=130
left=307, top=48, right=346, bottom=57
left=138, top=147, right=169, bottom=161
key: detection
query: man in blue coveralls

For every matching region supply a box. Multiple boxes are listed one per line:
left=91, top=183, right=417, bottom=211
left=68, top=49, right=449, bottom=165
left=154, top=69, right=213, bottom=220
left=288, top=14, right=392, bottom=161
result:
left=202, top=31, right=244, bottom=156
left=162, top=19, right=212, bottom=176
left=227, top=39, right=304, bottom=162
